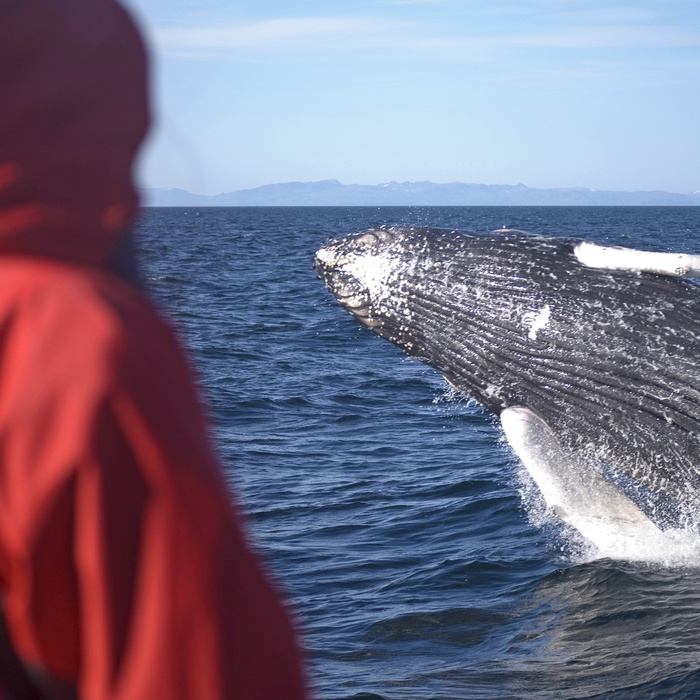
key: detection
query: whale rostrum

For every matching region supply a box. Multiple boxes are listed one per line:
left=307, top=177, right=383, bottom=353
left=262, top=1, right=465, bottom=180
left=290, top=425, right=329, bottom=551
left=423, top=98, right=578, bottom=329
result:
left=315, top=226, right=700, bottom=545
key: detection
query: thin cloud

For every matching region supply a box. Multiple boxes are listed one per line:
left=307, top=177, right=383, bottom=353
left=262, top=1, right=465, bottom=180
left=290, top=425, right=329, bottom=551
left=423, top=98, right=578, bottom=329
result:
left=151, top=14, right=700, bottom=58
left=499, top=25, right=700, bottom=50
left=152, top=17, right=397, bottom=52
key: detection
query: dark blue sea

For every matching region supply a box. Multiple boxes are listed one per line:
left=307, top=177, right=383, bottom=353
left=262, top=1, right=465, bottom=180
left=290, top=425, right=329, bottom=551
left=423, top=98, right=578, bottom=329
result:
left=134, top=207, right=700, bottom=700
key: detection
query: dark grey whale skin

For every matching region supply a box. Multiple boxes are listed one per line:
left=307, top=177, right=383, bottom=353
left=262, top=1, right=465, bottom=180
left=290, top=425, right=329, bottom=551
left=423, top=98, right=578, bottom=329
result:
left=315, top=227, right=700, bottom=526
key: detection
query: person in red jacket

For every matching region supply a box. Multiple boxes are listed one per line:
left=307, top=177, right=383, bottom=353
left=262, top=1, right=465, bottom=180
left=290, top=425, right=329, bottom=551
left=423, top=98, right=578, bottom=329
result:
left=0, top=1, right=308, bottom=698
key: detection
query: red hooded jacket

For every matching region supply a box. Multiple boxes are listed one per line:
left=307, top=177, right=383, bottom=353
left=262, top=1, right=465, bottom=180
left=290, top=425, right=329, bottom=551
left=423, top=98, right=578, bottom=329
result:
left=0, top=1, right=307, bottom=698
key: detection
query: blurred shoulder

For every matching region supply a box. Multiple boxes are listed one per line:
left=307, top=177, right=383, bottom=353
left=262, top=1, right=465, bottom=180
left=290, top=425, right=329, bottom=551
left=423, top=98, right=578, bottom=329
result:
left=0, top=257, right=182, bottom=386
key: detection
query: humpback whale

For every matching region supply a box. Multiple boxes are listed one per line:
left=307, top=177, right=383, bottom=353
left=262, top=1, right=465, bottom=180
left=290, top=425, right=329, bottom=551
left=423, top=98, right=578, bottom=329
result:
left=315, top=226, right=700, bottom=553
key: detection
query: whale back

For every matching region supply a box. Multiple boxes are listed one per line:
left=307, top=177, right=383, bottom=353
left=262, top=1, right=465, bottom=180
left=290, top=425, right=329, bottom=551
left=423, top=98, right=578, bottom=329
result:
left=315, top=227, right=700, bottom=522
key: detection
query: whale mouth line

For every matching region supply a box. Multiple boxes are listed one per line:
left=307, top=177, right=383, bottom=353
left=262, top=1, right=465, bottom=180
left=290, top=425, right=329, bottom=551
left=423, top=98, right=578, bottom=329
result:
left=327, top=276, right=381, bottom=326
left=314, top=254, right=371, bottom=319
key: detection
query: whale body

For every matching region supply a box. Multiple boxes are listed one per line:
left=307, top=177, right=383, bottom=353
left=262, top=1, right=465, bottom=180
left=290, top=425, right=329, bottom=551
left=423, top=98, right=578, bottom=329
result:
left=315, top=226, right=700, bottom=546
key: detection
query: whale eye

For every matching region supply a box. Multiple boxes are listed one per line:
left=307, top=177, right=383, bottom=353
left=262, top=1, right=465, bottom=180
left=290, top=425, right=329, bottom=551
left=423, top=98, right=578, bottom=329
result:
left=374, top=227, right=396, bottom=245
left=345, top=228, right=397, bottom=253
left=353, top=232, right=380, bottom=248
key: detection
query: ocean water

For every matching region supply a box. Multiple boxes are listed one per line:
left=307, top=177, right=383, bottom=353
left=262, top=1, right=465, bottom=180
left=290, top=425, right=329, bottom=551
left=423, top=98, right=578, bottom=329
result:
left=135, top=206, right=700, bottom=700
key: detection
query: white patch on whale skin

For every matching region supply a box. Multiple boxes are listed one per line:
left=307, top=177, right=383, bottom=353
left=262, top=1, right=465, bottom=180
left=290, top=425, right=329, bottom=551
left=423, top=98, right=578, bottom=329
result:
left=347, top=251, right=396, bottom=301
left=574, top=242, right=700, bottom=278
left=522, top=304, right=551, bottom=340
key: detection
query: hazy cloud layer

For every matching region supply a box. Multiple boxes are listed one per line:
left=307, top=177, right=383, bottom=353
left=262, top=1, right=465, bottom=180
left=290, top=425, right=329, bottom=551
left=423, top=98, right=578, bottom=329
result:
left=151, top=14, right=699, bottom=56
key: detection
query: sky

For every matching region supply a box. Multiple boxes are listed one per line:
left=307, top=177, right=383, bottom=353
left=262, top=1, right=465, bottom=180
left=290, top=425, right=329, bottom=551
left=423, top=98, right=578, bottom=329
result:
left=122, top=0, right=700, bottom=195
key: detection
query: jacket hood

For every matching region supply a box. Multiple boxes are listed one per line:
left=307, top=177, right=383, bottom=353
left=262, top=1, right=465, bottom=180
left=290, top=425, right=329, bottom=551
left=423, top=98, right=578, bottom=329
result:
left=0, top=0, right=149, bottom=267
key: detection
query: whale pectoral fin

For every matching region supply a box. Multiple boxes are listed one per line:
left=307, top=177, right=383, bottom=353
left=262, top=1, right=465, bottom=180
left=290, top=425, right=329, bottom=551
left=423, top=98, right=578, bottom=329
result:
left=500, top=407, right=582, bottom=526
left=500, top=406, right=666, bottom=551
left=574, top=241, right=700, bottom=277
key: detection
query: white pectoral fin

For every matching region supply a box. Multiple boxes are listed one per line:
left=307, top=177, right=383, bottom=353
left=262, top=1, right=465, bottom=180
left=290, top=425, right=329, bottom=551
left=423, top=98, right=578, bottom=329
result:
left=574, top=241, right=700, bottom=278
left=500, top=407, right=666, bottom=552
left=500, top=407, right=576, bottom=521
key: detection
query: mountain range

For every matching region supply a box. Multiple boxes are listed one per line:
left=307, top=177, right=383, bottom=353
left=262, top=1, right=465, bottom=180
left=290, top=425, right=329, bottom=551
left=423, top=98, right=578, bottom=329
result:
left=142, top=180, right=700, bottom=207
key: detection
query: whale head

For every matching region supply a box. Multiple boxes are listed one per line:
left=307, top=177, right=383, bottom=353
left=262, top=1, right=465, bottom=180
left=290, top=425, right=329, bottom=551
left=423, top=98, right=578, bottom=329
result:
left=315, top=226, right=427, bottom=349
left=314, top=225, right=495, bottom=373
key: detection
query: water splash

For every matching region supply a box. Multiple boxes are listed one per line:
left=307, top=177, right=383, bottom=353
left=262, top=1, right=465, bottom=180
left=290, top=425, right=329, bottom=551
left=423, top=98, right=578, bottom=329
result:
left=514, top=457, right=700, bottom=568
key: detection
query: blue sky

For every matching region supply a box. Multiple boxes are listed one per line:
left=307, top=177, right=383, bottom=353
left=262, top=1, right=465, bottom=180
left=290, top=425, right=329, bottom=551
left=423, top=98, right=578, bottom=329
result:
left=122, top=0, right=700, bottom=195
